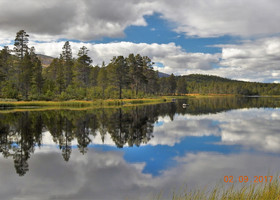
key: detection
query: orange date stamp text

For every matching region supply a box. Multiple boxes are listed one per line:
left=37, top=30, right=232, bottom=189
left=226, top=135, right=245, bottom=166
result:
left=223, top=176, right=279, bottom=183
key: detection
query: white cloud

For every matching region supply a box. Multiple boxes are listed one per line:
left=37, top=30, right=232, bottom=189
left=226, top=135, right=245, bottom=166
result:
left=156, top=0, right=280, bottom=38
left=1, top=148, right=280, bottom=200
left=29, top=41, right=219, bottom=75
left=148, top=108, right=280, bottom=153
left=0, top=0, right=155, bottom=41
left=218, top=37, right=280, bottom=82
left=151, top=115, right=220, bottom=146
left=1, top=0, right=280, bottom=41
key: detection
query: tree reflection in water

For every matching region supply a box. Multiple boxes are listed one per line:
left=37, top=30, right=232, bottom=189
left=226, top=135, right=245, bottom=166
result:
left=0, top=97, right=279, bottom=176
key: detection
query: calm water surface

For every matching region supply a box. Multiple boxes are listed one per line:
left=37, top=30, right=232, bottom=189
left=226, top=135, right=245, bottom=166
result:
left=0, top=97, right=280, bottom=200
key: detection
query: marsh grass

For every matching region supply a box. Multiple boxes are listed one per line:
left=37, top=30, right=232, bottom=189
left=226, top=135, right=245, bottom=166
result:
left=166, top=178, right=280, bottom=200
left=0, top=98, right=169, bottom=110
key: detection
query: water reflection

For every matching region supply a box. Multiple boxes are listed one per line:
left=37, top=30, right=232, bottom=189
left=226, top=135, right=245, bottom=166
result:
left=0, top=97, right=280, bottom=199
left=0, top=106, right=162, bottom=175
left=0, top=97, right=280, bottom=176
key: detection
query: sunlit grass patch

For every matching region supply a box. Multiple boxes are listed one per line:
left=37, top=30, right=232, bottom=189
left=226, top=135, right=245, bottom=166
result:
left=0, top=98, right=170, bottom=110
left=151, top=178, right=280, bottom=200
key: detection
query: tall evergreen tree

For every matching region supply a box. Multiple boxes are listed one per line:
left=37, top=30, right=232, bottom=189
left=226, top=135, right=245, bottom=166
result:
left=14, top=30, right=29, bottom=60
left=61, top=41, right=74, bottom=88
left=0, top=47, right=11, bottom=90
left=127, top=54, right=146, bottom=96
left=0, top=46, right=10, bottom=80
left=13, top=30, right=31, bottom=99
left=19, top=52, right=33, bottom=99
left=107, top=56, right=129, bottom=99
left=61, top=41, right=72, bottom=62
left=29, top=47, right=44, bottom=98
left=74, top=46, right=92, bottom=87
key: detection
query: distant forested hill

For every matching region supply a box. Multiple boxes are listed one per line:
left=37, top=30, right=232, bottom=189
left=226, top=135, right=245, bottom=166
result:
left=182, top=74, right=235, bottom=83
left=172, top=74, right=280, bottom=95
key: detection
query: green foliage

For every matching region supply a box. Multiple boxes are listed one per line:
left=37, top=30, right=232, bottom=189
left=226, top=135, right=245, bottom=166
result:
left=1, top=81, right=18, bottom=99
left=74, top=46, right=92, bottom=88
left=14, top=30, right=29, bottom=60
left=107, top=56, right=129, bottom=99
left=97, top=67, right=108, bottom=99
left=176, top=78, right=187, bottom=94
left=178, top=74, right=280, bottom=96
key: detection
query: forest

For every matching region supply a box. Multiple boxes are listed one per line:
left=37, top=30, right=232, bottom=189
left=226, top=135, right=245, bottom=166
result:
left=0, top=30, right=280, bottom=101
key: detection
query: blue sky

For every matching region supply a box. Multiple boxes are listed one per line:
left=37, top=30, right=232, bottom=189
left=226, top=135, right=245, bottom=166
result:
left=105, top=13, right=235, bottom=54
left=1, top=0, right=280, bottom=83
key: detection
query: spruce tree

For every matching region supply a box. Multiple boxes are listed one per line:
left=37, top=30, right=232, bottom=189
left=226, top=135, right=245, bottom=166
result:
left=14, top=30, right=29, bottom=60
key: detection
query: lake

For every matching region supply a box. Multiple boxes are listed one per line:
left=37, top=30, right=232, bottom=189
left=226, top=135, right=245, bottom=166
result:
left=0, top=97, right=280, bottom=200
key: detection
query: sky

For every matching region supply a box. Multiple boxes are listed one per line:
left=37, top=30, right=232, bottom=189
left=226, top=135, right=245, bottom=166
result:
left=0, top=0, right=280, bottom=83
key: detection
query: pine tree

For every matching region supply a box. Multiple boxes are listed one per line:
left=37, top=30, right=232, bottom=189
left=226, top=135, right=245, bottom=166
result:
left=107, top=56, right=129, bottom=99
left=29, top=47, right=43, bottom=98
left=0, top=47, right=11, bottom=94
left=127, top=54, right=146, bottom=96
left=20, top=53, right=34, bottom=99
left=61, top=41, right=74, bottom=88
left=97, top=67, right=107, bottom=99
left=14, top=30, right=29, bottom=60
left=75, top=46, right=92, bottom=87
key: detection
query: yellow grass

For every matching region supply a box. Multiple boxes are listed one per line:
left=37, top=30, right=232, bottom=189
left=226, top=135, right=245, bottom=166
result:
left=153, top=178, right=280, bottom=200
left=0, top=98, right=170, bottom=112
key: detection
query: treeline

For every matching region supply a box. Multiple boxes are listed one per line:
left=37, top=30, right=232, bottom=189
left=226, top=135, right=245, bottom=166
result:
left=160, top=74, right=280, bottom=96
left=1, top=30, right=280, bottom=100
left=0, top=30, right=159, bottom=100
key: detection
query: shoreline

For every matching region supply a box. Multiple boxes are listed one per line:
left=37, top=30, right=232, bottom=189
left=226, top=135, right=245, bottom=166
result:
left=1, top=94, right=279, bottom=110
left=0, top=98, right=172, bottom=111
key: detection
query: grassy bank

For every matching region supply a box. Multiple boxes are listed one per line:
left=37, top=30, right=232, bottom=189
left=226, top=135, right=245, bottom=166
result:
left=154, top=179, right=280, bottom=200
left=0, top=97, right=170, bottom=109
left=185, top=94, right=237, bottom=98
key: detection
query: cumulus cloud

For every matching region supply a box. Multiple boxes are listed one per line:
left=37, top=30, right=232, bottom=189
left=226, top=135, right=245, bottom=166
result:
left=0, top=0, right=154, bottom=41
left=218, top=37, right=280, bottom=82
left=1, top=0, right=280, bottom=41
left=25, top=41, right=219, bottom=75
left=218, top=109, right=280, bottom=153
left=149, top=108, right=280, bottom=153
left=151, top=115, right=221, bottom=146
left=1, top=148, right=280, bottom=200
left=156, top=0, right=280, bottom=38
left=142, top=36, right=280, bottom=82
